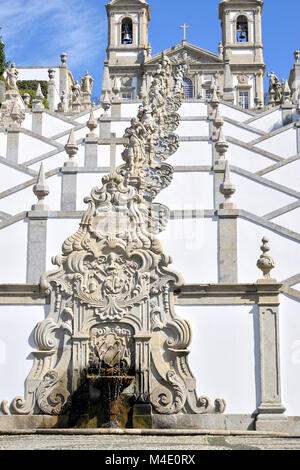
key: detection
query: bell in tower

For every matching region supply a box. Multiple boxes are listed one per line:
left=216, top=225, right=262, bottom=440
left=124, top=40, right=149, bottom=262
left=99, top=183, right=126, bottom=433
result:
left=122, top=18, right=133, bottom=45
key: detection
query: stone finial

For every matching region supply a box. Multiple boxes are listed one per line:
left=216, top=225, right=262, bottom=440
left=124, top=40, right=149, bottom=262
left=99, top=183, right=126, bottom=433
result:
left=10, top=98, right=24, bottom=127
left=87, top=104, right=98, bottom=137
left=32, top=83, right=45, bottom=110
left=269, top=89, right=275, bottom=107
left=213, top=105, right=224, bottom=130
left=294, top=50, right=300, bottom=63
left=48, top=68, right=56, bottom=81
left=60, top=53, right=68, bottom=66
left=257, top=236, right=276, bottom=281
left=219, top=161, right=236, bottom=209
left=32, top=163, right=50, bottom=210
left=282, top=80, right=292, bottom=104
left=210, top=86, right=219, bottom=109
left=64, top=129, right=79, bottom=167
left=215, top=126, right=228, bottom=160
left=101, top=90, right=111, bottom=113
left=22, top=93, right=31, bottom=107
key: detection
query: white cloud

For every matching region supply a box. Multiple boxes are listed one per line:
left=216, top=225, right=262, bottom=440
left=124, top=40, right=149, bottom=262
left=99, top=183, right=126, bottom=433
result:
left=1, top=0, right=106, bottom=69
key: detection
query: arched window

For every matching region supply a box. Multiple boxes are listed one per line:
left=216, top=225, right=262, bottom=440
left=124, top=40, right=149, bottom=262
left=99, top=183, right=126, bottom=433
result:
left=236, top=15, right=248, bottom=43
left=183, top=78, right=193, bottom=99
left=121, top=18, right=133, bottom=45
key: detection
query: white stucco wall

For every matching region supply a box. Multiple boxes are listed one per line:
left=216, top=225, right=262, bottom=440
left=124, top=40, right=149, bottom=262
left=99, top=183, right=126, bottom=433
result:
left=177, top=120, right=209, bottom=137
left=223, top=121, right=261, bottom=142
left=266, top=158, right=300, bottom=193
left=76, top=172, right=106, bottom=210
left=254, top=127, right=297, bottom=158
left=46, top=218, right=81, bottom=270
left=158, top=217, right=218, bottom=284
left=0, top=132, right=7, bottom=158
left=167, top=141, right=212, bottom=166
left=231, top=172, right=296, bottom=216
left=0, top=305, right=47, bottom=406
left=280, top=294, right=300, bottom=417
left=0, top=220, right=27, bottom=283
left=0, top=164, right=30, bottom=194
left=219, top=103, right=252, bottom=122
left=226, top=142, right=275, bottom=172
left=249, top=109, right=283, bottom=133
left=179, top=102, right=208, bottom=117
left=42, top=113, right=75, bottom=138
left=273, top=207, right=300, bottom=234
left=176, top=305, right=257, bottom=414
left=156, top=172, right=214, bottom=210
left=237, top=218, right=300, bottom=283
left=18, top=133, right=56, bottom=164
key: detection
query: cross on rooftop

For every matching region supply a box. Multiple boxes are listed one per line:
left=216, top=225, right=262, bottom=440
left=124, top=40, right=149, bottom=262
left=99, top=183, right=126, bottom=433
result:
left=180, top=23, right=190, bottom=41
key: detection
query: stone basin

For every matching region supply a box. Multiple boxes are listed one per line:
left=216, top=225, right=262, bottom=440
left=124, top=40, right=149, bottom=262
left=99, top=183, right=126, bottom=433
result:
left=86, top=373, right=135, bottom=428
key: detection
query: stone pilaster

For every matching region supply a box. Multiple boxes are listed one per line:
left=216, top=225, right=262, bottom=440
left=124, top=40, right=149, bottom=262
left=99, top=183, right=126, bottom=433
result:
left=84, top=137, right=98, bottom=168
left=47, top=80, right=57, bottom=113
left=59, top=54, right=69, bottom=97
left=32, top=110, right=43, bottom=135
left=99, top=115, right=111, bottom=138
left=282, top=103, right=293, bottom=126
left=255, top=237, right=287, bottom=432
left=223, top=60, right=234, bottom=104
left=6, top=128, right=20, bottom=163
left=217, top=162, right=238, bottom=283
left=26, top=212, right=48, bottom=283
left=61, top=167, right=77, bottom=211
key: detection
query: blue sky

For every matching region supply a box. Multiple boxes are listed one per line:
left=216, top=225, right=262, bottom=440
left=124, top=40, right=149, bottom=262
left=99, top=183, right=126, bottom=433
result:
left=1, top=0, right=299, bottom=97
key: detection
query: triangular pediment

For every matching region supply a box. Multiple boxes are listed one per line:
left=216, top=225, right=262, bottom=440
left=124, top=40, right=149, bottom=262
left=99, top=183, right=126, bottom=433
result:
left=145, top=42, right=223, bottom=66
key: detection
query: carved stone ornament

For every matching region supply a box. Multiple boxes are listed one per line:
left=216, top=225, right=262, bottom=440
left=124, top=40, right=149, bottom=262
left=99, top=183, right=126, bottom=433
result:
left=237, top=74, right=249, bottom=85
left=2, top=55, right=225, bottom=422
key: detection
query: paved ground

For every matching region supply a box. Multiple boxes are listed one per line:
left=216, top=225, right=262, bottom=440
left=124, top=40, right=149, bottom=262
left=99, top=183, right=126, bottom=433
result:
left=1, top=434, right=300, bottom=450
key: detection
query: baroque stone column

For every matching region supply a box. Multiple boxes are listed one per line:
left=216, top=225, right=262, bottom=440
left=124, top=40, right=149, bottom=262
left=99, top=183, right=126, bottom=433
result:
left=85, top=106, right=98, bottom=168
left=27, top=163, right=50, bottom=283
left=217, top=161, right=238, bottom=283
left=6, top=127, right=20, bottom=163
left=255, top=237, right=288, bottom=432
left=61, top=129, right=78, bottom=211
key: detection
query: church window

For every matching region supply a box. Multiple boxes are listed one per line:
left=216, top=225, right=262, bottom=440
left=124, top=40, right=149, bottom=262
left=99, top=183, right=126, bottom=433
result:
left=239, top=91, right=249, bottom=109
left=183, top=78, right=193, bottom=98
left=122, top=92, right=132, bottom=100
left=121, top=18, right=133, bottom=45
left=236, top=15, right=248, bottom=43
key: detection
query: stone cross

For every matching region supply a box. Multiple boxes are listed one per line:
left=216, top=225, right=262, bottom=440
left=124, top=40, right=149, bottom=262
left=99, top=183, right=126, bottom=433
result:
left=180, top=23, right=190, bottom=41
left=110, top=133, right=117, bottom=174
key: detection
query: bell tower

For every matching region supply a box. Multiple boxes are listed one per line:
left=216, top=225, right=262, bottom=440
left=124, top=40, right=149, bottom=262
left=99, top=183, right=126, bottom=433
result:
left=219, top=0, right=265, bottom=108
left=105, top=0, right=151, bottom=100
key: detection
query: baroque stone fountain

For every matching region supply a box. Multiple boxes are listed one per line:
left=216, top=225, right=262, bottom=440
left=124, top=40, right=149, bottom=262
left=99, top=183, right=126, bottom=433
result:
left=1, top=52, right=226, bottom=429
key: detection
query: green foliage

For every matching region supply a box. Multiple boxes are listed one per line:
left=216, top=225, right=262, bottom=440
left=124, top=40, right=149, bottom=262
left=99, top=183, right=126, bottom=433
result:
left=18, top=88, right=49, bottom=110
left=17, top=80, right=48, bottom=98
left=0, top=27, right=9, bottom=78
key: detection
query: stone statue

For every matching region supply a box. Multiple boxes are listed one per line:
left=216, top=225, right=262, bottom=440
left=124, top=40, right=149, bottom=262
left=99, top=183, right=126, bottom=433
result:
left=72, top=81, right=81, bottom=103
left=123, top=117, right=147, bottom=174
left=6, top=63, right=18, bottom=91
left=80, top=70, right=94, bottom=95
left=267, top=71, right=284, bottom=104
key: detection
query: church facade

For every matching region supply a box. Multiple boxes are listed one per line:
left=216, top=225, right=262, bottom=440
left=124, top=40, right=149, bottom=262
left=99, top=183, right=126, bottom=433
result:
left=105, top=0, right=265, bottom=109
left=0, top=0, right=300, bottom=435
